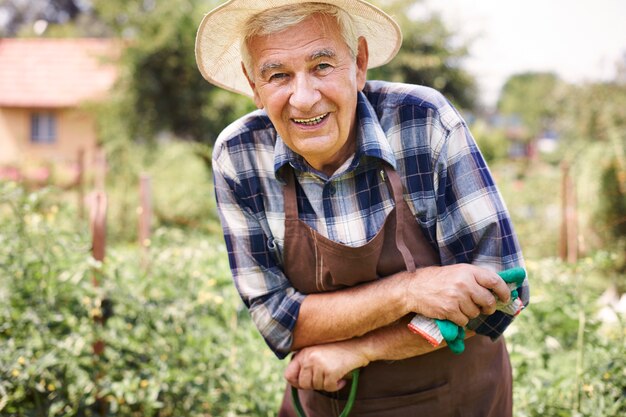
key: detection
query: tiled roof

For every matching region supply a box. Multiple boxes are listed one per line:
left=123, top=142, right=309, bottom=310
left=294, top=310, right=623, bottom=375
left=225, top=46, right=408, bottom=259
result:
left=0, top=38, right=119, bottom=108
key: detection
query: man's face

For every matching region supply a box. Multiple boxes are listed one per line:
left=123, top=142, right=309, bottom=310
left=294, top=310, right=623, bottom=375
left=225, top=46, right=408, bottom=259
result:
left=244, top=14, right=368, bottom=175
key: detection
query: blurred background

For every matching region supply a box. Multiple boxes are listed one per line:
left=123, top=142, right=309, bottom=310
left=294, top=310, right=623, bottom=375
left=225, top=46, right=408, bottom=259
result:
left=0, top=0, right=624, bottom=416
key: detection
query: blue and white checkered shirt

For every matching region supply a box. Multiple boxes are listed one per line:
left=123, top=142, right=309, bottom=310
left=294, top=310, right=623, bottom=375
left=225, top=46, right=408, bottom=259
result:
left=213, top=81, right=528, bottom=358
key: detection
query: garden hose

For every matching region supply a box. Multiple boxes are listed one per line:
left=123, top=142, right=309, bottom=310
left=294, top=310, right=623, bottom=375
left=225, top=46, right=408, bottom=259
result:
left=291, top=368, right=361, bottom=417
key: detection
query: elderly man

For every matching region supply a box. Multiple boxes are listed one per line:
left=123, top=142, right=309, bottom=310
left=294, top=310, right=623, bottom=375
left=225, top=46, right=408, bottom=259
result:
left=195, top=1, right=529, bottom=416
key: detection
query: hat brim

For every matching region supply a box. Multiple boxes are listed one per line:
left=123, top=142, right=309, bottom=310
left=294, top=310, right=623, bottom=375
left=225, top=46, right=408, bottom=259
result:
left=195, top=0, right=402, bottom=97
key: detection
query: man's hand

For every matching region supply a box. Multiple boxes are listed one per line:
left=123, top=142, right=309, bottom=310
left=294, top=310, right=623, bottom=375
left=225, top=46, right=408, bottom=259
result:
left=285, top=341, right=369, bottom=392
left=404, top=264, right=511, bottom=327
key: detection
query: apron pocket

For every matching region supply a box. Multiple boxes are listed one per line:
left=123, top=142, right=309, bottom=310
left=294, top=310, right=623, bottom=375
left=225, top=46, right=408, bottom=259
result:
left=343, top=381, right=452, bottom=416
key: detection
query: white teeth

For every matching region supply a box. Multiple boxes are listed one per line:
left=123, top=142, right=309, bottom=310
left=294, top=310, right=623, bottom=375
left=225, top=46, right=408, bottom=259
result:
left=293, top=113, right=328, bottom=125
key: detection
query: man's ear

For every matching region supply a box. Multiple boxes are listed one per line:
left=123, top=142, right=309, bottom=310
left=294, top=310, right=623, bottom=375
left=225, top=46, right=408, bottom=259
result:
left=355, top=36, right=369, bottom=91
left=242, top=62, right=264, bottom=109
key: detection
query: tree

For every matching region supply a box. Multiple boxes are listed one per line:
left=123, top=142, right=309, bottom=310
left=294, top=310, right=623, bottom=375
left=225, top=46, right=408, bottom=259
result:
left=89, top=0, right=254, bottom=144
left=369, top=0, right=478, bottom=110
left=497, top=72, right=563, bottom=140
left=557, top=80, right=626, bottom=259
left=0, top=0, right=85, bottom=36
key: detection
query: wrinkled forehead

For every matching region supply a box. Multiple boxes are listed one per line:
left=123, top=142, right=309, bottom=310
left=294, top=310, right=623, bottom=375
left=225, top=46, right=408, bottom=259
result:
left=246, top=14, right=350, bottom=72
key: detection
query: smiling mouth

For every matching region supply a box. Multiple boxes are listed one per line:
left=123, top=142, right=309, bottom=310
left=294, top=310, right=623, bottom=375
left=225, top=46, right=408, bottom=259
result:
left=292, top=113, right=329, bottom=126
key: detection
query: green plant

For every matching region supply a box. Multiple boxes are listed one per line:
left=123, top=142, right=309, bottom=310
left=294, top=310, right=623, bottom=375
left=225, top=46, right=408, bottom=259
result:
left=0, top=182, right=98, bottom=415
left=101, top=140, right=217, bottom=243
left=491, top=160, right=562, bottom=259
left=0, top=182, right=286, bottom=416
left=509, top=256, right=626, bottom=417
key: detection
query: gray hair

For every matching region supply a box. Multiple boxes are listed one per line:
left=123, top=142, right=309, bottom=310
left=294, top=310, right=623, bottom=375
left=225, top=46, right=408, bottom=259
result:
left=240, top=3, right=359, bottom=79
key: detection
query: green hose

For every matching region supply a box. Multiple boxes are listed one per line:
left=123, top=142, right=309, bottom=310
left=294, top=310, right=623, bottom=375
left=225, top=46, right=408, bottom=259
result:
left=291, top=368, right=361, bottom=417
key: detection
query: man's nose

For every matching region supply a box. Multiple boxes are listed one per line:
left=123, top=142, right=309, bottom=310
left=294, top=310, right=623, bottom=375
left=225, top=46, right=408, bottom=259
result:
left=289, top=73, right=320, bottom=111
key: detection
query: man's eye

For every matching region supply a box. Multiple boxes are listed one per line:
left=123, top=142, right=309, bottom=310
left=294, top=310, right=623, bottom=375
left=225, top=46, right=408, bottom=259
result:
left=317, top=63, right=332, bottom=72
left=269, top=73, right=288, bottom=81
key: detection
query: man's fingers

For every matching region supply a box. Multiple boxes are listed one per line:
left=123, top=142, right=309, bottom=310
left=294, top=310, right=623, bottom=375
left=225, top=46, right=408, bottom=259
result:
left=446, top=310, right=469, bottom=327
left=470, top=287, right=497, bottom=315
left=475, top=270, right=510, bottom=303
left=479, top=301, right=496, bottom=316
left=298, top=366, right=313, bottom=390
left=312, top=367, right=325, bottom=391
left=459, top=299, right=482, bottom=320
left=284, top=357, right=301, bottom=387
left=336, top=378, right=347, bottom=391
left=323, top=376, right=346, bottom=392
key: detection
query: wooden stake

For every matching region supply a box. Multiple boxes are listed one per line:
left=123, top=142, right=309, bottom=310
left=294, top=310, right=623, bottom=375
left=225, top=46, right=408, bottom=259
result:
left=566, top=169, right=579, bottom=263
left=94, top=148, right=107, bottom=191
left=560, top=161, right=569, bottom=261
left=77, top=148, right=85, bottom=219
left=89, top=191, right=108, bottom=272
left=139, top=174, right=152, bottom=267
left=87, top=188, right=109, bottom=415
left=560, top=161, right=578, bottom=263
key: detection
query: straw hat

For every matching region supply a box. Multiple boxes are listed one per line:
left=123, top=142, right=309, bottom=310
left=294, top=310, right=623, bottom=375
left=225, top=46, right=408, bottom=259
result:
left=195, top=0, right=402, bottom=97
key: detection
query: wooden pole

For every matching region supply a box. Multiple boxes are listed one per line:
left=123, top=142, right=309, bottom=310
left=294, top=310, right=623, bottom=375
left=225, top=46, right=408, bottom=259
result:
left=87, top=188, right=108, bottom=416
left=138, top=174, right=152, bottom=267
left=560, top=161, right=579, bottom=263
left=77, top=148, right=85, bottom=220
left=560, top=161, right=569, bottom=261
left=566, top=167, right=579, bottom=263
left=89, top=191, right=107, bottom=282
left=94, top=148, right=107, bottom=192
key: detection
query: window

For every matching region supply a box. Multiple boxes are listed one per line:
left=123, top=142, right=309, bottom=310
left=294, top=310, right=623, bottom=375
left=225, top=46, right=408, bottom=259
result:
left=30, top=112, right=57, bottom=144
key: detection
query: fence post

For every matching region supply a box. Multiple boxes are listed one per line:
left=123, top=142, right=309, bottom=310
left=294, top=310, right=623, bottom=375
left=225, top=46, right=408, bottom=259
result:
left=89, top=191, right=107, bottom=275
left=139, top=174, right=152, bottom=267
left=87, top=148, right=108, bottom=416
left=77, top=148, right=85, bottom=220
left=560, top=161, right=578, bottom=263
left=87, top=188, right=108, bottom=416
left=94, top=147, right=107, bottom=192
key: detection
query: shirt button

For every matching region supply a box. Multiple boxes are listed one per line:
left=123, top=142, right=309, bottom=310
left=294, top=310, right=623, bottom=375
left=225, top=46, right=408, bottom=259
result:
left=327, top=183, right=336, bottom=196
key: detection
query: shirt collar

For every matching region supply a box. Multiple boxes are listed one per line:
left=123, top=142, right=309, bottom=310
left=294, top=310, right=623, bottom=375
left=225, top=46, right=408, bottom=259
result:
left=273, top=90, right=396, bottom=179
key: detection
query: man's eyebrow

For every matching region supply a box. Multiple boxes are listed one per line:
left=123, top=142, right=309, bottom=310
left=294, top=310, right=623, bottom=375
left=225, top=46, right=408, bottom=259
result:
left=310, top=48, right=336, bottom=61
left=259, top=62, right=284, bottom=78
left=258, top=49, right=337, bottom=78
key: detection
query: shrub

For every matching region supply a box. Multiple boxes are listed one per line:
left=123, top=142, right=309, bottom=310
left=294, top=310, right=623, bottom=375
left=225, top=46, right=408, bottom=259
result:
left=509, top=256, right=626, bottom=417
left=102, top=139, right=217, bottom=242
left=0, top=183, right=98, bottom=414
left=0, top=181, right=285, bottom=416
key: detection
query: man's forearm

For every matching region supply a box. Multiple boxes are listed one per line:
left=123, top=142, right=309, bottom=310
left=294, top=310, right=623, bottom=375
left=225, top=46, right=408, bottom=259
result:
left=351, top=315, right=443, bottom=361
left=291, top=263, right=506, bottom=351
left=356, top=316, right=477, bottom=361
left=292, top=272, right=411, bottom=350
left=285, top=316, right=436, bottom=392
left=285, top=315, right=478, bottom=391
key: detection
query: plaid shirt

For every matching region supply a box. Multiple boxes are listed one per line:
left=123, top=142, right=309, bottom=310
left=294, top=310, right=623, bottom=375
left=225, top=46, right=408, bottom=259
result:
left=213, top=81, right=528, bottom=358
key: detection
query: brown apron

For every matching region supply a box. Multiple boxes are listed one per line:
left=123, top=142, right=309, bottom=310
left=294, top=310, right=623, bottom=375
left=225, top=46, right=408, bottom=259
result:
left=278, top=165, right=512, bottom=417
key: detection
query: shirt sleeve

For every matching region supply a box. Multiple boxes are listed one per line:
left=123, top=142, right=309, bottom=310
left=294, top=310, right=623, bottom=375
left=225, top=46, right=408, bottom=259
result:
left=213, top=147, right=304, bottom=359
left=433, top=122, right=529, bottom=339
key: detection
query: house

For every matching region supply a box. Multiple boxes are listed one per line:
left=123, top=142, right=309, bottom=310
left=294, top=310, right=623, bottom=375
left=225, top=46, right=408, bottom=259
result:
left=0, top=38, right=119, bottom=182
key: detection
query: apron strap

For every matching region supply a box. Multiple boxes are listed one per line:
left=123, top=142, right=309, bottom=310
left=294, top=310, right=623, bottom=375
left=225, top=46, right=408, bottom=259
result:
left=283, top=167, right=299, bottom=221
left=384, top=165, right=417, bottom=273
